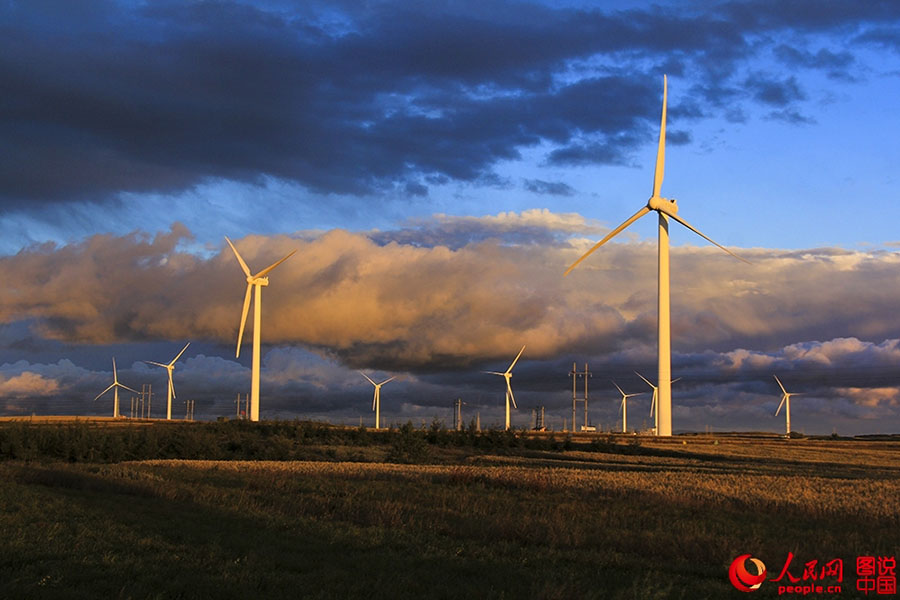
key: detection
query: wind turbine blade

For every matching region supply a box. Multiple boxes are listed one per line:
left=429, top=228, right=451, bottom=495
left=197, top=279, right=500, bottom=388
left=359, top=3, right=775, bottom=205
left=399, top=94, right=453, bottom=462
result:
left=145, top=361, right=167, bottom=368
left=118, top=383, right=139, bottom=395
left=506, top=345, right=526, bottom=373
left=773, top=375, right=787, bottom=395
left=169, top=375, right=176, bottom=400
left=372, top=390, right=377, bottom=412
left=652, top=74, right=667, bottom=198
left=112, top=358, right=118, bottom=383
left=611, top=380, right=626, bottom=396
left=94, top=383, right=115, bottom=401
left=255, top=250, right=296, bottom=279
left=359, top=371, right=376, bottom=386
left=634, top=370, right=654, bottom=389
left=667, top=212, right=751, bottom=264
left=564, top=206, right=652, bottom=276
left=171, top=342, right=190, bottom=365
left=483, top=371, right=505, bottom=376
left=236, top=283, right=252, bottom=358
left=775, top=395, right=786, bottom=416
left=380, top=376, right=397, bottom=386
left=671, top=377, right=682, bottom=384
left=650, top=389, right=656, bottom=417
left=507, top=381, right=517, bottom=409
left=225, top=237, right=251, bottom=277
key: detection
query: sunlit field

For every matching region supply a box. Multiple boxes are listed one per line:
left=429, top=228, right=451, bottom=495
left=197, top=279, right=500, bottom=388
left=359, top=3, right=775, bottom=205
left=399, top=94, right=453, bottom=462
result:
left=1, top=422, right=898, bottom=599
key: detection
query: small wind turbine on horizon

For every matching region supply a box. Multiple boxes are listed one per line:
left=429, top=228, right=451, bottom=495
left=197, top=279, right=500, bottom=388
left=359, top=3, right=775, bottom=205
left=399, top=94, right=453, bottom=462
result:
left=564, top=75, right=749, bottom=437
left=774, top=375, right=802, bottom=437
left=93, top=358, right=138, bottom=418
left=359, top=372, right=396, bottom=430
left=226, top=236, right=296, bottom=422
left=635, top=371, right=681, bottom=436
left=483, top=345, right=526, bottom=430
left=145, top=342, right=190, bottom=421
left=612, top=380, right=643, bottom=434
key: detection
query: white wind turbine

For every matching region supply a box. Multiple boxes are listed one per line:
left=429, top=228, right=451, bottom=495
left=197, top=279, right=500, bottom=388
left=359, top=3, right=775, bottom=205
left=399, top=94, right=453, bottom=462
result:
left=635, top=371, right=681, bottom=436
left=484, top=345, right=526, bottom=430
left=612, top=380, right=643, bottom=434
left=226, top=237, right=296, bottom=422
left=145, top=342, right=190, bottom=421
left=359, top=372, right=396, bottom=430
left=774, top=375, right=802, bottom=437
left=94, top=358, right=138, bottom=418
left=564, top=75, right=749, bottom=437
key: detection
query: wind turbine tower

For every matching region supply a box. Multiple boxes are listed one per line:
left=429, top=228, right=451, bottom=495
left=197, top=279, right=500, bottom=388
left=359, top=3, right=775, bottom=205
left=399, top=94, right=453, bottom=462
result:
left=564, top=75, right=749, bottom=436
left=146, top=342, right=190, bottom=421
left=226, top=237, right=295, bottom=422
left=360, top=372, right=396, bottom=430
left=635, top=371, right=681, bottom=436
left=612, top=381, right=643, bottom=434
left=774, top=375, right=802, bottom=437
left=94, top=358, right=139, bottom=418
left=484, top=345, right=526, bottom=430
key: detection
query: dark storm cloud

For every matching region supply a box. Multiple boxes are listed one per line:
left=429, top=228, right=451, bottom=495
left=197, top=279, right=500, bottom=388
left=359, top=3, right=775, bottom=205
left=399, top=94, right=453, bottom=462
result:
left=2, top=0, right=899, bottom=208
left=523, top=179, right=575, bottom=196
left=773, top=45, right=856, bottom=80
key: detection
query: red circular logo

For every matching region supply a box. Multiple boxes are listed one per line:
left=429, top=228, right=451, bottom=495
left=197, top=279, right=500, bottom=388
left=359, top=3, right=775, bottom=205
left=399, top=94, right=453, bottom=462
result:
left=729, top=554, right=767, bottom=592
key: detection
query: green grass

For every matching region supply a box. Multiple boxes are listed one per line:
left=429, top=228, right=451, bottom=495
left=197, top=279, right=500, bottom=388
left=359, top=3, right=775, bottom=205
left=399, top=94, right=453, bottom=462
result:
left=0, top=424, right=898, bottom=599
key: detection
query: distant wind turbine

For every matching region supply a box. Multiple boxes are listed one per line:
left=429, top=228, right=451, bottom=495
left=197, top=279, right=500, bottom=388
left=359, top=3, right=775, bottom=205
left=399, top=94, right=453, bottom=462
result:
left=226, top=237, right=296, bottom=422
left=612, top=380, right=643, bottom=434
left=484, top=345, right=526, bottom=430
left=94, top=358, right=138, bottom=418
left=774, top=375, right=802, bottom=437
left=145, top=342, right=190, bottom=421
left=564, top=75, right=749, bottom=437
left=359, top=372, right=396, bottom=430
left=635, top=371, right=681, bottom=436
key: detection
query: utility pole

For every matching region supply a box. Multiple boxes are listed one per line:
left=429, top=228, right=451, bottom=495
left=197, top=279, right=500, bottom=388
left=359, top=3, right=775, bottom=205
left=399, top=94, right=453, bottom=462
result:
left=568, top=362, right=593, bottom=432
left=582, top=363, right=592, bottom=431
left=568, top=362, right=577, bottom=432
left=141, top=384, right=153, bottom=419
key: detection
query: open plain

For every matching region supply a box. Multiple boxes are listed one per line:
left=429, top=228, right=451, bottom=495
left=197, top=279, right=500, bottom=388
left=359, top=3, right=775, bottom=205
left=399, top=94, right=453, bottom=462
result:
left=1, top=421, right=898, bottom=599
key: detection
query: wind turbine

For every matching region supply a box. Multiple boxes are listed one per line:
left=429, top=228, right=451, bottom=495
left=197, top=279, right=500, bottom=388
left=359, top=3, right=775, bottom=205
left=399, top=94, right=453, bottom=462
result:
left=94, top=358, right=138, bottom=418
left=635, top=371, right=681, bottom=436
left=484, top=345, right=526, bottom=430
left=774, top=375, right=802, bottom=437
left=226, top=236, right=296, bottom=422
left=612, top=381, right=643, bottom=434
left=145, top=342, right=190, bottom=421
left=564, top=75, right=749, bottom=437
left=359, top=372, right=396, bottom=430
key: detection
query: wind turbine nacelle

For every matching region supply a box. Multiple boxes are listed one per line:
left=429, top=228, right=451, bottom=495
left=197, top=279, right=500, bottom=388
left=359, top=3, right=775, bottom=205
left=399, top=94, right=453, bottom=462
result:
left=249, top=276, right=270, bottom=286
left=648, top=196, right=678, bottom=216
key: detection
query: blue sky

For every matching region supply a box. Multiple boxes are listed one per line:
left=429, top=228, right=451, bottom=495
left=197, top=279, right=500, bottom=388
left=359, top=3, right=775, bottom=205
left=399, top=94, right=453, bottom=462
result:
left=1, top=0, right=900, bottom=434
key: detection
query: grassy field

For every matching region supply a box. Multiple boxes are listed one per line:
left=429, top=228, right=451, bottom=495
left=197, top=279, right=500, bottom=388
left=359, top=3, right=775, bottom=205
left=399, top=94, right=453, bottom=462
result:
left=1, top=423, right=898, bottom=599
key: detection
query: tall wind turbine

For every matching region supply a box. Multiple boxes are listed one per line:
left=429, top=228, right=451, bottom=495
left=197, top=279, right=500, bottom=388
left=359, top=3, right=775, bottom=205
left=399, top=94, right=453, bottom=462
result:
left=146, top=342, right=190, bottom=421
left=359, top=372, right=396, bottom=430
left=774, top=375, right=802, bottom=437
left=226, top=237, right=296, bottom=422
left=484, top=345, right=526, bottom=430
left=564, top=75, right=749, bottom=437
left=612, top=381, right=643, bottom=434
left=635, top=371, right=681, bottom=436
left=94, top=358, right=138, bottom=418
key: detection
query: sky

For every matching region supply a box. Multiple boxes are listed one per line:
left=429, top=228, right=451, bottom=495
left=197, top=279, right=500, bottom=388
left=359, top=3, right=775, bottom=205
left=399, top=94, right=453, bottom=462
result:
left=2, top=0, right=900, bottom=434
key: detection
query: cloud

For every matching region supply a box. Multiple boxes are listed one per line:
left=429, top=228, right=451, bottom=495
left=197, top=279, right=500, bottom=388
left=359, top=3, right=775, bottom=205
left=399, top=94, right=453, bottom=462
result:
left=3, top=0, right=897, bottom=210
left=523, top=179, right=575, bottom=196
left=0, top=371, right=59, bottom=397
